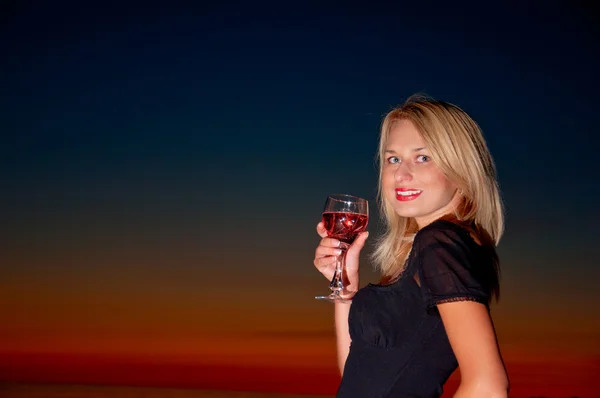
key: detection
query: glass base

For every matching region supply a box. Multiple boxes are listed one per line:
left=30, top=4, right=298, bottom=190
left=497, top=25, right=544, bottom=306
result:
left=315, top=293, right=352, bottom=303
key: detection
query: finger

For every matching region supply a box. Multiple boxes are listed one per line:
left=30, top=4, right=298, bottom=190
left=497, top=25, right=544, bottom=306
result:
left=320, top=237, right=341, bottom=248
left=354, top=231, right=369, bottom=248
left=314, top=255, right=337, bottom=268
left=347, top=231, right=369, bottom=256
left=316, top=222, right=328, bottom=238
left=315, top=246, right=343, bottom=258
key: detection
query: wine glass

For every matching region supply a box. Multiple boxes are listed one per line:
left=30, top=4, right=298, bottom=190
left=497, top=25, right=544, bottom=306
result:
left=315, top=194, right=369, bottom=303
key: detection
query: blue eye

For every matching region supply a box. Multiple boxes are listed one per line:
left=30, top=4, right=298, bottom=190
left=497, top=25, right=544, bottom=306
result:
left=416, top=155, right=430, bottom=163
left=387, top=156, right=400, bottom=164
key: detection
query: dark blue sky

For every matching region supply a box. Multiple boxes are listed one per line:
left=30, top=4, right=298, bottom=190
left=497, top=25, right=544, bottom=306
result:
left=1, top=2, right=599, bottom=321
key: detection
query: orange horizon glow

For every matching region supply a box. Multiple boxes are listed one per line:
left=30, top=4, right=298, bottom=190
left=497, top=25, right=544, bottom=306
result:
left=2, top=249, right=598, bottom=397
left=2, top=288, right=598, bottom=396
left=0, top=349, right=597, bottom=397
left=1, top=329, right=598, bottom=397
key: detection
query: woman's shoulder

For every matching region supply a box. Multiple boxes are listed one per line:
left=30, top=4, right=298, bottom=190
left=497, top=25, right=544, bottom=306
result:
left=414, top=219, right=478, bottom=248
left=412, top=218, right=500, bottom=304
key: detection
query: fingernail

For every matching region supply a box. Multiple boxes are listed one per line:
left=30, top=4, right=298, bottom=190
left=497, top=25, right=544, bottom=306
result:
left=335, top=249, right=342, bottom=255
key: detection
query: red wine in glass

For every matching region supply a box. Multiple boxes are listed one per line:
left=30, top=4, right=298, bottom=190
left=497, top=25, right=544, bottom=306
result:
left=322, top=212, right=369, bottom=244
left=315, top=194, right=369, bottom=303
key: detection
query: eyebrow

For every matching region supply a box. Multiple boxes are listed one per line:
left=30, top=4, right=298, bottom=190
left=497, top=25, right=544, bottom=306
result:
left=384, top=147, right=427, bottom=153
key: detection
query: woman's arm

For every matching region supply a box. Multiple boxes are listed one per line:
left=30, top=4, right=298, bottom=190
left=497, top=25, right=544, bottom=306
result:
left=314, top=222, right=368, bottom=376
left=334, top=301, right=352, bottom=375
left=437, top=301, right=509, bottom=398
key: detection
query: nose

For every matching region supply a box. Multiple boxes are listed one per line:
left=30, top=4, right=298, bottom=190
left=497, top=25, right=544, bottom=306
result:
left=394, top=162, right=413, bottom=183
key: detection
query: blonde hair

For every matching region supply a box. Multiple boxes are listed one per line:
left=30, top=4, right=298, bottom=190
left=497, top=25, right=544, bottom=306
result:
left=372, top=94, right=504, bottom=296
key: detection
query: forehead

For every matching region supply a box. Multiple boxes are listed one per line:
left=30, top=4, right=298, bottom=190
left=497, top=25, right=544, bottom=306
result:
left=386, top=119, right=425, bottom=148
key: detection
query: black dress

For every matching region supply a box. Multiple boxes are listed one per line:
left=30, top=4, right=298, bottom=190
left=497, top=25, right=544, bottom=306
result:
left=337, top=220, right=495, bottom=398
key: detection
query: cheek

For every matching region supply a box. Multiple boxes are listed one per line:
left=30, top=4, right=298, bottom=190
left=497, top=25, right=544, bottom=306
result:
left=381, top=168, right=394, bottom=187
left=422, top=167, right=455, bottom=194
left=433, top=174, right=456, bottom=197
left=381, top=170, right=396, bottom=199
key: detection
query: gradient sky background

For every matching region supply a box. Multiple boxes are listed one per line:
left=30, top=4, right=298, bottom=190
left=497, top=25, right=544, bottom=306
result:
left=1, top=1, right=599, bottom=397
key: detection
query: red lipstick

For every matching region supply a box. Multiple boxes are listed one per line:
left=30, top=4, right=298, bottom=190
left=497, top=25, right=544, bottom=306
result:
left=395, top=188, right=422, bottom=201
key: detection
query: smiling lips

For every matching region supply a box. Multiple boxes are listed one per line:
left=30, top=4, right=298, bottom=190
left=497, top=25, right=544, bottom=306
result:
left=395, top=188, right=422, bottom=201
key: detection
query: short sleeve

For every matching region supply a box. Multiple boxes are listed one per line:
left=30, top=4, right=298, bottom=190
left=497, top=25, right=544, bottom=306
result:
left=415, top=221, right=490, bottom=313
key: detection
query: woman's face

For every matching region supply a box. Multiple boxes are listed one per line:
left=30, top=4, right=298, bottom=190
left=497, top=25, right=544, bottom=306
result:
left=382, top=119, right=460, bottom=228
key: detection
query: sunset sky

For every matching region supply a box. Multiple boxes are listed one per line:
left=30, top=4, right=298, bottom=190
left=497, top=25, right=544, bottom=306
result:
left=1, top=2, right=598, bottom=397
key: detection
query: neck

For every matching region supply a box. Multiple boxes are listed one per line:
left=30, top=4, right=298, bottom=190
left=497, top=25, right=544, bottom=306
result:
left=414, top=190, right=463, bottom=229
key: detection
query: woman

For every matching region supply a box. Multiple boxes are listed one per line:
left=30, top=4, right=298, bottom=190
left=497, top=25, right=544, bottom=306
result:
left=313, top=95, right=509, bottom=397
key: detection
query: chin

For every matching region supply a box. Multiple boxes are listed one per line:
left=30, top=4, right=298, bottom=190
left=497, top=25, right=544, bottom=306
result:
left=392, top=205, right=423, bottom=219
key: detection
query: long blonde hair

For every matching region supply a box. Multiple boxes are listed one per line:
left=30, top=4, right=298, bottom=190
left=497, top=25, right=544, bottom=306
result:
left=372, top=94, right=504, bottom=297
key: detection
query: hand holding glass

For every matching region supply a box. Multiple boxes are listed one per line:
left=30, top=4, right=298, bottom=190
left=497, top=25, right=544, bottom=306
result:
left=315, top=194, right=369, bottom=303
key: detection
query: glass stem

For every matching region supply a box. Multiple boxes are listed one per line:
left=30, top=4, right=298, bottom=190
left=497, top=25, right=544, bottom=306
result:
left=329, top=245, right=348, bottom=296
